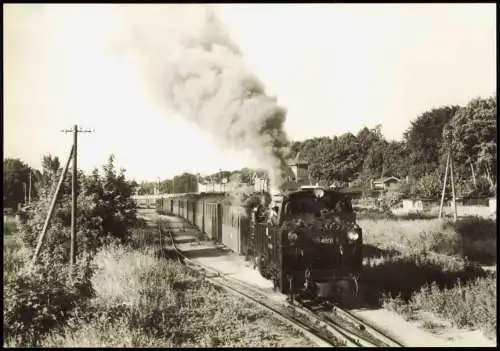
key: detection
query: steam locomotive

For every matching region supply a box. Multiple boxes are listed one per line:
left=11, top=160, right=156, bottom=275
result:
left=249, top=187, right=362, bottom=302
left=155, top=184, right=363, bottom=303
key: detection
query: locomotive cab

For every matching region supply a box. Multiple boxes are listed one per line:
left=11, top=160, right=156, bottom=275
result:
left=250, top=188, right=363, bottom=302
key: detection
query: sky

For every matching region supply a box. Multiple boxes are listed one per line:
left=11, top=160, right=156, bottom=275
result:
left=3, top=4, right=496, bottom=181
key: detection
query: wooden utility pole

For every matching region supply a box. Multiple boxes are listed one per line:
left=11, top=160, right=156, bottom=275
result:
left=61, top=125, right=92, bottom=274
left=28, top=169, right=32, bottom=204
left=438, top=149, right=457, bottom=221
left=23, top=182, right=27, bottom=205
left=438, top=153, right=450, bottom=219
left=450, top=153, right=458, bottom=221
left=31, top=145, right=74, bottom=269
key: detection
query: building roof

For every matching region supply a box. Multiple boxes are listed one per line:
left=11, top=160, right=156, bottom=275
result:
left=374, top=176, right=401, bottom=183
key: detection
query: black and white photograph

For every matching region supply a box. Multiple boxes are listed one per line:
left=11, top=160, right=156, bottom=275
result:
left=3, top=3, right=496, bottom=347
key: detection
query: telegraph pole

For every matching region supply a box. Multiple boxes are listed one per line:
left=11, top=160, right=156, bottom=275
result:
left=438, top=152, right=450, bottom=219
left=28, top=169, right=32, bottom=204
left=61, top=125, right=92, bottom=274
left=439, top=129, right=458, bottom=222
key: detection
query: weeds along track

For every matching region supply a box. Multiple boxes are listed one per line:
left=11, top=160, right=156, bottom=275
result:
left=161, top=224, right=342, bottom=347
left=160, top=221, right=404, bottom=348
left=225, top=277, right=404, bottom=348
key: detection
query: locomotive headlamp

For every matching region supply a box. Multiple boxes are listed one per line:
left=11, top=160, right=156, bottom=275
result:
left=288, top=232, right=299, bottom=241
left=347, top=231, right=360, bottom=241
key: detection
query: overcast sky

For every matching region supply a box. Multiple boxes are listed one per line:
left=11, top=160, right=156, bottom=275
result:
left=3, top=4, right=496, bottom=181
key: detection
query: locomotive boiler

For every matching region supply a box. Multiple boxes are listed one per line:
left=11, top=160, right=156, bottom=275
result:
left=249, top=187, right=362, bottom=302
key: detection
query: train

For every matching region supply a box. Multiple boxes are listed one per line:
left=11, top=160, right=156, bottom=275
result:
left=156, top=186, right=363, bottom=303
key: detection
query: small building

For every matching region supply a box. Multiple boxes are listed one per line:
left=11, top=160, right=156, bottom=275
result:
left=288, top=152, right=310, bottom=183
left=372, top=176, right=401, bottom=190
left=253, top=153, right=312, bottom=193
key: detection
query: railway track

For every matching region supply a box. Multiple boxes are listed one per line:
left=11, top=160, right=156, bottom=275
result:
left=160, top=220, right=404, bottom=348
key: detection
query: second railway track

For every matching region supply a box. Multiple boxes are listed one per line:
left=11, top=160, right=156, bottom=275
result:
left=160, top=220, right=404, bottom=348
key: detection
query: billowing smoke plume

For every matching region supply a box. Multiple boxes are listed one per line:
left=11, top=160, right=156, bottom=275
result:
left=114, top=5, right=290, bottom=192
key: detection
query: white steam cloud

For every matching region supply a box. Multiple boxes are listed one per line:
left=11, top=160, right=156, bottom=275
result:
left=113, top=5, right=290, bottom=190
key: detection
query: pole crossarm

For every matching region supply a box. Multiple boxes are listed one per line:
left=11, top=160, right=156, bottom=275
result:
left=61, top=128, right=93, bottom=134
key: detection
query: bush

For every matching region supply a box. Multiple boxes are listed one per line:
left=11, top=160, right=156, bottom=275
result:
left=4, top=154, right=138, bottom=347
left=450, top=216, right=497, bottom=264
left=381, top=183, right=405, bottom=208
left=355, top=207, right=396, bottom=220
left=415, top=171, right=442, bottom=201
left=383, top=273, right=496, bottom=338
left=4, top=251, right=95, bottom=347
left=362, top=249, right=485, bottom=303
left=4, top=216, right=18, bottom=236
left=19, top=155, right=137, bottom=261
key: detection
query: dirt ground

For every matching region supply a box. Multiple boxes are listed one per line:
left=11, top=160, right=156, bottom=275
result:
left=352, top=308, right=495, bottom=347
left=140, top=209, right=496, bottom=347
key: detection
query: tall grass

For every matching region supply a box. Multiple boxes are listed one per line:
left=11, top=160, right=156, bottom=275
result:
left=383, top=273, right=496, bottom=338
left=359, top=216, right=497, bottom=265
left=4, top=220, right=18, bottom=236
left=41, top=244, right=314, bottom=347
left=359, top=216, right=496, bottom=338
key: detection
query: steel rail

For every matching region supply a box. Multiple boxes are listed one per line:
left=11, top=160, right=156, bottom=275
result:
left=161, top=221, right=345, bottom=348
left=159, top=216, right=405, bottom=348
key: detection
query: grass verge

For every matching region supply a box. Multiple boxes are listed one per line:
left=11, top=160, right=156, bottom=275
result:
left=40, top=243, right=315, bottom=347
left=358, top=216, right=496, bottom=339
left=382, top=273, right=496, bottom=338
left=360, top=216, right=496, bottom=265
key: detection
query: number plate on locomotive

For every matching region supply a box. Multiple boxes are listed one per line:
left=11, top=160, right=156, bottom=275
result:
left=314, top=236, right=335, bottom=244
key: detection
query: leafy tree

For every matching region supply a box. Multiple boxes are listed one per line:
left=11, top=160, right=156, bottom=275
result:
left=443, top=96, right=496, bottom=189
left=356, top=124, right=384, bottom=157
left=41, top=154, right=60, bottom=176
left=3, top=158, right=32, bottom=210
left=20, top=154, right=137, bottom=261
left=85, top=155, right=137, bottom=241
left=38, top=154, right=62, bottom=196
left=381, top=141, right=411, bottom=179
left=172, top=172, right=198, bottom=193
left=404, top=105, right=461, bottom=179
left=362, top=139, right=388, bottom=180
left=415, top=171, right=443, bottom=200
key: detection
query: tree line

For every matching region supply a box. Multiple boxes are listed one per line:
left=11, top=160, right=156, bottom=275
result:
left=4, top=95, right=495, bottom=208
left=135, top=96, right=496, bottom=201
